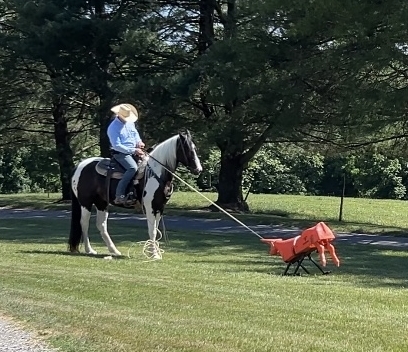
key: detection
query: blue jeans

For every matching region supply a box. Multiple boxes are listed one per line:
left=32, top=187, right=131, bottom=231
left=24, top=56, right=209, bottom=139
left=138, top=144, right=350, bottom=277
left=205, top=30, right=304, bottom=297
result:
left=113, top=153, right=138, bottom=197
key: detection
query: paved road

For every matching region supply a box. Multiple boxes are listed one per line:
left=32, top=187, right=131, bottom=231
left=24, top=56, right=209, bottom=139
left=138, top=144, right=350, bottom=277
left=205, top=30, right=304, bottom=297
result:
left=1, top=207, right=408, bottom=248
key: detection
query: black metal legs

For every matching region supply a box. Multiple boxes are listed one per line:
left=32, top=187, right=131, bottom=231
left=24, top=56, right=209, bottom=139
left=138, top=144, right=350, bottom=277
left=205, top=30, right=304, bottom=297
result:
left=281, top=252, right=331, bottom=276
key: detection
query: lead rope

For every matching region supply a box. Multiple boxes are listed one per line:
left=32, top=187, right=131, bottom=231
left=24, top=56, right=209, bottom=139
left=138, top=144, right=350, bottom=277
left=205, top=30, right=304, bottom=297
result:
left=144, top=152, right=264, bottom=240
left=165, top=171, right=264, bottom=240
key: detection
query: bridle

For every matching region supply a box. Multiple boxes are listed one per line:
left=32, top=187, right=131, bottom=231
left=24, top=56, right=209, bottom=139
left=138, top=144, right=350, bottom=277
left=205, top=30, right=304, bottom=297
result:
left=177, top=134, right=198, bottom=174
left=143, top=135, right=193, bottom=171
left=140, top=135, right=197, bottom=194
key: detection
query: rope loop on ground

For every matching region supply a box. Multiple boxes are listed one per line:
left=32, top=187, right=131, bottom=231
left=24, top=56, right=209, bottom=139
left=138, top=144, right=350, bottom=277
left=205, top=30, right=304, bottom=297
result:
left=127, top=228, right=164, bottom=261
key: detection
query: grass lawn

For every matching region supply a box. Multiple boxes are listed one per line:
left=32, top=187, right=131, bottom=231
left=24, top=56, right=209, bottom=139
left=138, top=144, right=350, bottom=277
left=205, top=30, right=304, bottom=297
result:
left=0, top=216, right=408, bottom=352
left=1, top=192, right=408, bottom=235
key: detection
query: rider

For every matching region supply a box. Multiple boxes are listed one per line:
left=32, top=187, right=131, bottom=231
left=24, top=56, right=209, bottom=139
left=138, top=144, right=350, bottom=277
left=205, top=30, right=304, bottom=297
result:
left=107, top=103, right=145, bottom=205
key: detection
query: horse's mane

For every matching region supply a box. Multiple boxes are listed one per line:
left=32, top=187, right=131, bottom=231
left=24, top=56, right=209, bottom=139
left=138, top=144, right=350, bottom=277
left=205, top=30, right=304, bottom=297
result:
left=149, top=134, right=179, bottom=172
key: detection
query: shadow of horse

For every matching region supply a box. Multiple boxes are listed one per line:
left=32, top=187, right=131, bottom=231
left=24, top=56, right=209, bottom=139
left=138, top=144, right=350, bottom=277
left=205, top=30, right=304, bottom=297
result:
left=17, top=249, right=128, bottom=260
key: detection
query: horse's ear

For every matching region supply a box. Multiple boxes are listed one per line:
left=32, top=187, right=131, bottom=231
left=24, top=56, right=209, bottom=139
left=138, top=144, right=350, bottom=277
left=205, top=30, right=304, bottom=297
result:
left=179, top=129, right=191, bottom=139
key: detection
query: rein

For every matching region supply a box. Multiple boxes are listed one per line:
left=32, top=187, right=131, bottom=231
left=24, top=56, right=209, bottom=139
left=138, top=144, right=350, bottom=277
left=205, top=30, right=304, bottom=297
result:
left=144, top=151, right=171, bottom=173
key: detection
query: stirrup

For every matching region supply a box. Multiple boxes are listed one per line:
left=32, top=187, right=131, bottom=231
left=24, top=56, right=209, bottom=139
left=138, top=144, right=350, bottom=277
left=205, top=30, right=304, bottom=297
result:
left=124, top=192, right=137, bottom=206
left=114, top=193, right=136, bottom=206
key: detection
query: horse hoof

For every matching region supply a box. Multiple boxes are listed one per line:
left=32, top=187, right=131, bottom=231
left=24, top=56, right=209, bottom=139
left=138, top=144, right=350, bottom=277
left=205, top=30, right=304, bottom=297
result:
left=110, top=249, right=122, bottom=256
left=86, top=249, right=98, bottom=255
left=152, top=253, right=162, bottom=260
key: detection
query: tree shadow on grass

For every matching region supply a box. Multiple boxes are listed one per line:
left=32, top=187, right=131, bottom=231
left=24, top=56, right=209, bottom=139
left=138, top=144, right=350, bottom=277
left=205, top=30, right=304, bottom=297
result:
left=0, top=218, right=69, bottom=243
left=2, top=217, right=408, bottom=289
left=333, top=243, right=408, bottom=287
left=0, top=217, right=146, bottom=244
left=165, top=232, right=408, bottom=288
left=17, top=249, right=128, bottom=260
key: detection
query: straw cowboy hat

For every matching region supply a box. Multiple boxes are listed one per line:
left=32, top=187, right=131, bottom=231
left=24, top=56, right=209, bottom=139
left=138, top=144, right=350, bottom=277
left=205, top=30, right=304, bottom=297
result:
left=110, top=103, right=138, bottom=122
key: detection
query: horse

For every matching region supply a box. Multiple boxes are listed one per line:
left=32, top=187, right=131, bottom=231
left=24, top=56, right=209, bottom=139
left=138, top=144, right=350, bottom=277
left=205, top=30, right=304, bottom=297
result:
left=68, top=130, right=203, bottom=259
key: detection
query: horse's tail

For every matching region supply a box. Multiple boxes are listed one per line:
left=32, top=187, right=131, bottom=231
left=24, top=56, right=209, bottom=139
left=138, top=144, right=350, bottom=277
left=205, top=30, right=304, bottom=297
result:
left=68, top=187, right=82, bottom=252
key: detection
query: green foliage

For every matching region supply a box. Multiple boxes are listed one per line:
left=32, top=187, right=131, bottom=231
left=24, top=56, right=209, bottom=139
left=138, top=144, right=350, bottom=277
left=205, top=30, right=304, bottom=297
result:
left=243, top=144, right=324, bottom=195
left=3, top=0, right=408, bottom=205
left=240, top=145, right=408, bottom=200
left=0, top=147, right=32, bottom=193
left=320, top=155, right=357, bottom=197
left=0, top=146, right=60, bottom=194
left=23, top=146, right=61, bottom=193
left=352, top=153, right=406, bottom=199
left=196, top=148, right=220, bottom=191
left=172, top=168, right=199, bottom=192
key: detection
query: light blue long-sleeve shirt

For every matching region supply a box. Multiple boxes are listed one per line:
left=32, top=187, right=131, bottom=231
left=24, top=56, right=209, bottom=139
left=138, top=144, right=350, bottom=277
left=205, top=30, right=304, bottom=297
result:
left=107, top=117, right=142, bottom=154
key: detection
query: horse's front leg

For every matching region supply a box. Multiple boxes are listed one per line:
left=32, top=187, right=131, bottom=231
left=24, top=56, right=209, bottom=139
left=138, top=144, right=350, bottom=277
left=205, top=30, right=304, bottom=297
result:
left=96, top=209, right=122, bottom=256
left=146, top=211, right=162, bottom=260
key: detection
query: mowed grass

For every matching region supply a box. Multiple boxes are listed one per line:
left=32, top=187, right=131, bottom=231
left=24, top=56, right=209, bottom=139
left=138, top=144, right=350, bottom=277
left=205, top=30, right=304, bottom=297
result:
left=0, top=217, right=408, bottom=352
left=1, top=192, right=408, bottom=234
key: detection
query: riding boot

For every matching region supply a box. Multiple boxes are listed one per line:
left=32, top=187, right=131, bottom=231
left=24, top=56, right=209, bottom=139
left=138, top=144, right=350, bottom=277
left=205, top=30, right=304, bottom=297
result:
left=114, top=194, right=136, bottom=206
left=114, top=195, right=127, bottom=205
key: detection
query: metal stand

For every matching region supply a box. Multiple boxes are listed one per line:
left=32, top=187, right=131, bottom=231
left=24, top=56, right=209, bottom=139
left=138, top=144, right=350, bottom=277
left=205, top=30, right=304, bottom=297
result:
left=282, top=250, right=331, bottom=276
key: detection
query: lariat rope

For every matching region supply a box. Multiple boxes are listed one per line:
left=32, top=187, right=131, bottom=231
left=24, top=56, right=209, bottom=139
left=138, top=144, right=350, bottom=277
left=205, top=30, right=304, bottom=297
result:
left=127, top=230, right=165, bottom=262
left=143, top=151, right=264, bottom=241
left=126, top=163, right=167, bottom=261
left=127, top=149, right=264, bottom=261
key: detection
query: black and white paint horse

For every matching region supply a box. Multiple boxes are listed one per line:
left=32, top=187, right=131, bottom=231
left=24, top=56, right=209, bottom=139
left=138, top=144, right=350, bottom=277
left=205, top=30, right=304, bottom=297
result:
left=68, top=131, right=202, bottom=259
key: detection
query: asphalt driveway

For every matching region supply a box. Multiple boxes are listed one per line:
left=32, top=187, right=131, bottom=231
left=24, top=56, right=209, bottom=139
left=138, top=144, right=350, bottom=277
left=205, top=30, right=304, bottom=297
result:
left=1, top=207, right=407, bottom=248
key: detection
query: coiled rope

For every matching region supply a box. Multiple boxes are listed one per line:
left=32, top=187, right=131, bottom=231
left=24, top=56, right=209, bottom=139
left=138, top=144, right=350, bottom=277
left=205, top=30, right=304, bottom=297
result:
left=126, top=166, right=170, bottom=261
left=127, top=152, right=264, bottom=261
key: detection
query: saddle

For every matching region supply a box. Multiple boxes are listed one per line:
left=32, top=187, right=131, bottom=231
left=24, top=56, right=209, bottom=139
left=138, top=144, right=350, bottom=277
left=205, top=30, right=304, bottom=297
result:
left=94, top=155, right=149, bottom=207
left=95, top=151, right=173, bottom=206
left=95, top=156, right=148, bottom=180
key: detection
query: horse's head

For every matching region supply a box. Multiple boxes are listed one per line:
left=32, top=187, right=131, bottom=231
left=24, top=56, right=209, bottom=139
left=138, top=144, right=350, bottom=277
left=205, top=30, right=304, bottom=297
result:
left=177, top=130, right=203, bottom=175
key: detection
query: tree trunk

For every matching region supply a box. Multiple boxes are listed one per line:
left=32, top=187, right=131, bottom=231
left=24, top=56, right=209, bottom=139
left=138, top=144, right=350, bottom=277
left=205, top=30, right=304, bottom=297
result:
left=214, top=0, right=247, bottom=211
left=97, top=91, right=115, bottom=157
left=91, top=0, right=115, bottom=158
left=197, top=0, right=247, bottom=211
left=215, top=150, right=249, bottom=211
left=52, top=96, right=74, bottom=200
left=198, top=0, right=214, bottom=55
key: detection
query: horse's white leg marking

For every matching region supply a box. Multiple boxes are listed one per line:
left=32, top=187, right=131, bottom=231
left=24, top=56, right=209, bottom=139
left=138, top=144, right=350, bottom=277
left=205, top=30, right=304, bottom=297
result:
left=144, top=178, right=162, bottom=259
left=71, top=157, right=102, bottom=198
left=96, top=209, right=121, bottom=256
left=80, top=207, right=97, bottom=255
left=148, top=213, right=162, bottom=260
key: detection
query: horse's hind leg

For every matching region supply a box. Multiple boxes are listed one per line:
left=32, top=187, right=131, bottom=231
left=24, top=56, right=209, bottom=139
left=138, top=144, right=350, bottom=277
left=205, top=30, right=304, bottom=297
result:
left=96, top=209, right=122, bottom=256
left=81, top=208, right=97, bottom=255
